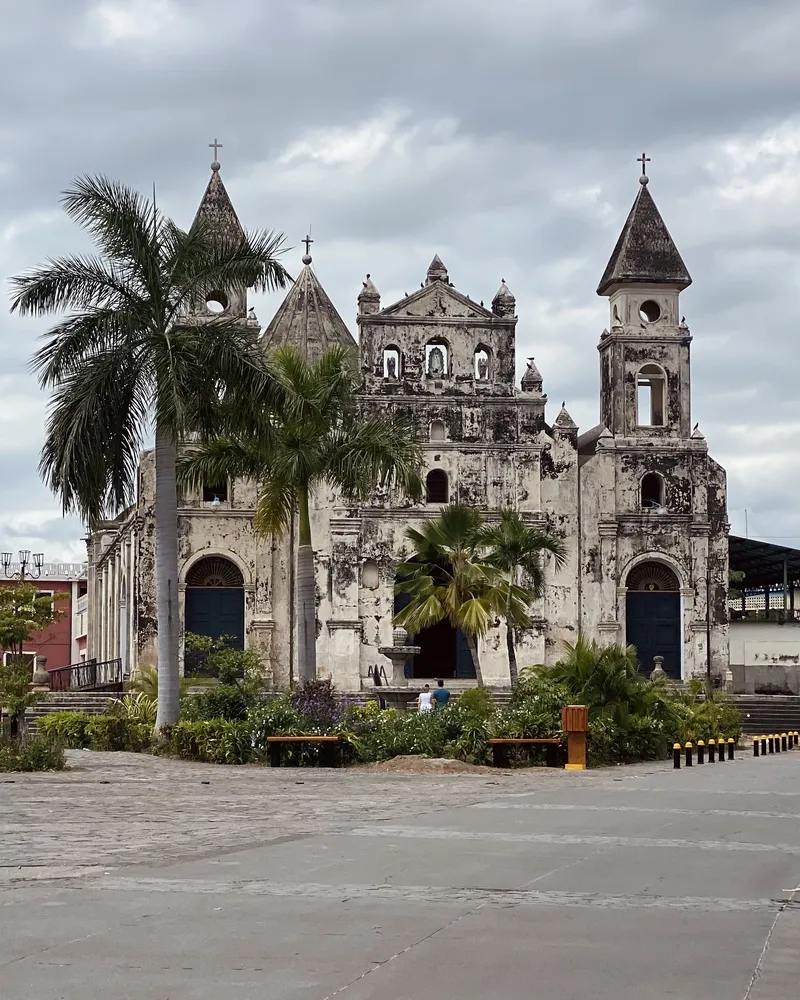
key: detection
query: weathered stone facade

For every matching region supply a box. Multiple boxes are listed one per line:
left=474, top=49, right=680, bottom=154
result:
left=86, top=164, right=728, bottom=688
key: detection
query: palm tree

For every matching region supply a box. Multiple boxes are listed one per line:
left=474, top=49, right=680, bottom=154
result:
left=178, top=343, right=423, bottom=682
left=10, top=176, right=289, bottom=730
left=394, top=505, right=534, bottom=686
left=480, top=509, right=567, bottom=685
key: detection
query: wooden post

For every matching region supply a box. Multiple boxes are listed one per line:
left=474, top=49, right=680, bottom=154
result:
left=561, top=705, right=589, bottom=770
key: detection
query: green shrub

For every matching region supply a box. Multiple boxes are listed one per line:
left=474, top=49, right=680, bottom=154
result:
left=111, top=693, right=157, bottom=726
left=456, top=687, right=495, bottom=718
left=0, top=732, right=66, bottom=772
left=165, top=720, right=252, bottom=764
left=37, top=712, right=94, bottom=748
left=38, top=712, right=151, bottom=753
left=183, top=685, right=250, bottom=722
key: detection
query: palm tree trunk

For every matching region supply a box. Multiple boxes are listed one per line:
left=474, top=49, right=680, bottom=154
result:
left=465, top=634, right=485, bottom=687
left=506, top=571, right=518, bottom=687
left=154, top=424, right=180, bottom=730
left=296, top=486, right=317, bottom=683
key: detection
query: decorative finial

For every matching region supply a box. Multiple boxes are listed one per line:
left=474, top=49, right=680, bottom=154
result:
left=301, top=234, right=313, bottom=265
left=637, top=151, right=650, bottom=185
left=209, top=138, right=223, bottom=171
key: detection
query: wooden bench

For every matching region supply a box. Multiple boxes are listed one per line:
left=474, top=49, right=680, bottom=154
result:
left=266, top=735, right=341, bottom=768
left=489, top=738, right=564, bottom=769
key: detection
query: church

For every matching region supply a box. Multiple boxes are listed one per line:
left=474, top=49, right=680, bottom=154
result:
left=85, top=156, right=729, bottom=690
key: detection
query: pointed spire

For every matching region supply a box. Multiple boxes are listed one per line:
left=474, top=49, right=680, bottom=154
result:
left=192, top=157, right=244, bottom=243
left=597, top=176, right=691, bottom=295
left=521, top=357, right=543, bottom=393
left=554, top=404, right=578, bottom=430
left=492, top=279, right=515, bottom=317
left=358, top=273, right=381, bottom=315
left=426, top=254, right=449, bottom=285
left=262, top=250, right=356, bottom=362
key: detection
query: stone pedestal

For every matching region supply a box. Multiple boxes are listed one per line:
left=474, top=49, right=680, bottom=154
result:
left=650, top=655, right=668, bottom=683
left=377, top=626, right=421, bottom=688
left=30, top=655, right=50, bottom=691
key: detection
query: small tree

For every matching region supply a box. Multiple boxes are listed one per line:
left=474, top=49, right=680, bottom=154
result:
left=0, top=584, right=67, bottom=734
left=479, top=509, right=567, bottom=685
left=394, top=506, right=534, bottom=686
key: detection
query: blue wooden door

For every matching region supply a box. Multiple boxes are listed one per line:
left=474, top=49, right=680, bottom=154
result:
left=185, top=588, right=245, bottom=649
left=455, top=628, right=476, bottom=678
left=626, top=592, right=681, bottom=679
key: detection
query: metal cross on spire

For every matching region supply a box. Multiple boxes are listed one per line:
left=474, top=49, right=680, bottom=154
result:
left=302, top=234, right=314, bottom=255
left=637, top=152, right=651, bottom=175
left=209, top=138, right=223, bottom=165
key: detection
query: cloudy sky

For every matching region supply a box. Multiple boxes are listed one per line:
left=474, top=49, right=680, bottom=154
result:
left=1, top=0, right=799, bottom=563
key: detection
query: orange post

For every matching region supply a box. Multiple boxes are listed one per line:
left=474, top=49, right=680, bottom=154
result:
left=561, top=705, right=589, bottom=770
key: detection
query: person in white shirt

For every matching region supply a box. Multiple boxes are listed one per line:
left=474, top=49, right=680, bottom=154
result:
left=418, top=684, right=433, bottom=713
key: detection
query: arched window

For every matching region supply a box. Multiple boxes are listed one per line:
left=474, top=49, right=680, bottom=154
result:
left=626, top=561, right=680, bottom=592
left=186, top=556, right=244, bottom=588
left=640, top=473, right=666, bottom=510
left=425, top=469, right=449, bottom=503
left=429, top=419, right=446, bottom=441
left=425, top=338, right=449, bottom=378
left=474, top=345, right=491, bottom=381
left=361, top=560, right=380, bottom=590
left=636, top=364, right=666, bottom=427
left=203, top=481, right=228, bottom=503
left=383, top=346, right=401, bottom=379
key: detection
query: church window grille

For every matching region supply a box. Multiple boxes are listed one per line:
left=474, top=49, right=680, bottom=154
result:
left=430, top=420, right=446, bottom=441
left=626, top=561, right=679, bottom=592
left=186, top=557, right=244, bottom=589
left=640, top=473, right=666, bottom=510
left=636, top=364, right=666, bottom=427
left=426, top=469, right=449, bottom=503
left=203, top=481, right=228, bottom=503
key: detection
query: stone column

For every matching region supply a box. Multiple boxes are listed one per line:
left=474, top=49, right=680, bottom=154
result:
left=597, top=521, right=621, bottom=641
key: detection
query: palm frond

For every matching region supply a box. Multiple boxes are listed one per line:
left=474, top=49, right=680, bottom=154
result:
left=30, top=307, right=144, bottom=386
left=178, top=438, right=264, bottom=489
left=39, top=346, right=149, bottom=518
left=254, top=476, right=298, bottom=537
left=60, top=175, right=158, bottom=289
left=327, top=415, right=423, bottom=503
left=10, top=254, right=141, bottom=317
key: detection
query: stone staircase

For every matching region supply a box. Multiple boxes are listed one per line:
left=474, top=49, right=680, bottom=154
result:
left=731, top=696, right=800, bottom=735
left=25, top=692, right=118, bottom=730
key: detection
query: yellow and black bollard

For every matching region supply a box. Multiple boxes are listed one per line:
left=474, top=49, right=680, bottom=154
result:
left=728, top=738, right=735, bottom=760
left=708, top=738, right=716, bottom=763
left=753, top=737, right=759, bottom=758
left=782, top=733, right=788, bottom=752
left=717, top=737, right=726, bottom=762
left=776, top=734, right=782, bottom=754
left=761, top=735, right=768, bottom=755
left=768, top=735, right=775, bottom=754
left=697, top=740, right=705, bottom=764
left=685, top=742, right=693, bottom=767
left=673, top=743, right=682, bottom=769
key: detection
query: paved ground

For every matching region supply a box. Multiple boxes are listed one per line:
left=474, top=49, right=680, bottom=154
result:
left=1, top=749, right=799, bottom=999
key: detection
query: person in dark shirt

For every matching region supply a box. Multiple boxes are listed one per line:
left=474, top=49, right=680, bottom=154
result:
left=431, top=678, right=450, bottom=708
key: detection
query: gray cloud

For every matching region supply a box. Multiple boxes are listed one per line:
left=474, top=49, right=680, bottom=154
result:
left=2, top=0, right=800, bottom=558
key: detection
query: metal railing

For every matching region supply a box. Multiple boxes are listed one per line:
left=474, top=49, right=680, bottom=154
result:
left=48, top=658, right=123, bottom=692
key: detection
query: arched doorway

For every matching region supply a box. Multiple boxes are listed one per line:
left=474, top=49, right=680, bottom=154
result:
left=625, top=561, right=681, bottom=679
left=185, top=556, right=245, bottom=654
left=394, top=578, right=475, bottom=680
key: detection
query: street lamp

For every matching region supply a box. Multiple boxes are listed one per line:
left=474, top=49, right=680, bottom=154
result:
left=1, top=550, right=45, bottom=581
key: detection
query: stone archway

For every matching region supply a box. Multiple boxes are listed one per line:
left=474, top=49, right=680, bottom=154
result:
left=625, top=561, right=682, bottom=679
left=184, top=557, right=245, bottom=670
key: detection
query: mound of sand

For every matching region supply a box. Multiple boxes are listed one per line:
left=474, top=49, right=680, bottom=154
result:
left=356, top=755, right=504, bottom=775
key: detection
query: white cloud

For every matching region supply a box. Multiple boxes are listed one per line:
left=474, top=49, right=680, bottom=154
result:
left=87, top=0, right=180, bottom=44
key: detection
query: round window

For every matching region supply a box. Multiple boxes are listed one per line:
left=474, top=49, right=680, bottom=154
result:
left=639, top=300, right=661, bottom=323
left=206, top=291, right=229, bottom=314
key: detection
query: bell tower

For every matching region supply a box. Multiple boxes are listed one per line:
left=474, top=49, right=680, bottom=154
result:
left=597, top=157, right=693, bottom=440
